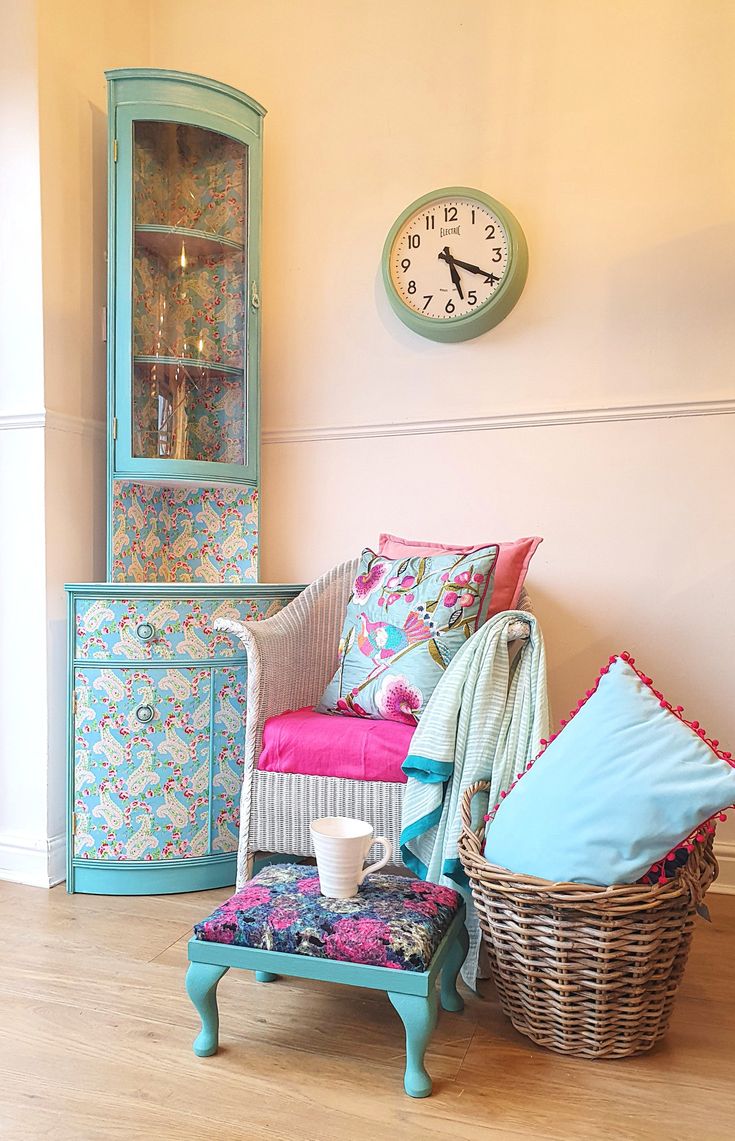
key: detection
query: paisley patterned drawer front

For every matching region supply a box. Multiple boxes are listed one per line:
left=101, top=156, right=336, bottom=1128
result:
left=74, top=595, right=285, bottom=661
left=74, top=666, right=212, bottom=861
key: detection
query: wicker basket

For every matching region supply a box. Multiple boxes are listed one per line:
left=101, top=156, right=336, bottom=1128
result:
left=458, top=780, right=718, bottom=1059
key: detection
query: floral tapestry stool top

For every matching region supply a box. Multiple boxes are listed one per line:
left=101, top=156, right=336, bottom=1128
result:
left=186, top=862, right=468, bottom=1097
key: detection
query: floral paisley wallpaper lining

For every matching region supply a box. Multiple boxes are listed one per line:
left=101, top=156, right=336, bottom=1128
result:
left=111, top=481, right=258, bottom=584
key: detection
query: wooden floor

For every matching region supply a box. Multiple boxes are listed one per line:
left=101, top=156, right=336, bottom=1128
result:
left=0, top=882, right=732, bottom=1141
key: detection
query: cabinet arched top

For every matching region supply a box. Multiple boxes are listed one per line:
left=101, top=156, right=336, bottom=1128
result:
left=106, top=68, right=267, bottom=123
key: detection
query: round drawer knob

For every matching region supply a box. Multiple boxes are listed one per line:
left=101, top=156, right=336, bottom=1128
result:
left=135, top=704, right=155, bottom=724
left=136, top=622, right=156, bottom=643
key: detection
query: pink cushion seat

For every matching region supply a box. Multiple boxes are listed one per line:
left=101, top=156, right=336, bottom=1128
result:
left=257, top=707, right=414, bottom=783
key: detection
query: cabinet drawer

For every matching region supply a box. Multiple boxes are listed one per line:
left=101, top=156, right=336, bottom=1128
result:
left=74, top=595, right=286, bottom=661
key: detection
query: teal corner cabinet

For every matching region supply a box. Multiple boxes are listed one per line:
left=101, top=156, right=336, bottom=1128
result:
left=107, top=69, right=264, bottom=503
left=66, top=584, right=301, bottom=895
left=65, top=71, right=303, bottom=894
left=106, top=69, right=267, bottom=583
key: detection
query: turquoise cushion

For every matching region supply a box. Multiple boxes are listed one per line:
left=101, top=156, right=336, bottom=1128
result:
left=484, top=655, right=735, bottom=886
left=317, top=545, right=498, bottom=723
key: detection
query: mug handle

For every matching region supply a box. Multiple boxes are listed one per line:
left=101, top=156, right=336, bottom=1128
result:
left=359, top=836, right=392, bottom=882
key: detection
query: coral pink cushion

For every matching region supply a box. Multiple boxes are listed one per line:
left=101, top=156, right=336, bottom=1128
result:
left=258, top=707, right=413, bottom=783
left=378, top=533, right=541, bottom=614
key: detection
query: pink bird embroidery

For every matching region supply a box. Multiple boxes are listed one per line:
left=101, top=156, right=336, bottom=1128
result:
left=356, top=610, right=432, bottom=670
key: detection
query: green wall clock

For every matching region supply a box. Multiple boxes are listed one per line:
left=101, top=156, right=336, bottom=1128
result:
left=381, top=186, right=528, bottom=343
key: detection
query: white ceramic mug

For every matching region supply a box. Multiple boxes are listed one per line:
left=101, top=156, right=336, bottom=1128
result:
left=309, top=817, right=392, bottom=899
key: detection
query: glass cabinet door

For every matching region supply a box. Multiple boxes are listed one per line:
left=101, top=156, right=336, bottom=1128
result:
left=132, top=121, right=247, bottom=468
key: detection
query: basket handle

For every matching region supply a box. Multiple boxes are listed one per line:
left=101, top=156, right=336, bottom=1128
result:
left=459, top=780, right=490, bottom=857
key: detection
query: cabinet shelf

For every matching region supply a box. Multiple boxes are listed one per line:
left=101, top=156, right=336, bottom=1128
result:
left=134, top=354, right=243, bottom=377
left=135, top=224, right=244, bottom=260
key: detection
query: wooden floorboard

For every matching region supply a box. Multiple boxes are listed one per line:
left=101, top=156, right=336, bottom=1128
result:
left=0, top=880, right=732, bottom=1140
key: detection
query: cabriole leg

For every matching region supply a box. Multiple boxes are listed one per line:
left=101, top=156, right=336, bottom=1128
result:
left=388, top=989, right=438, bottom=1098
left=186, top=961, right=229, bottom=1057
left=440, top=923, right=469, bottom=1012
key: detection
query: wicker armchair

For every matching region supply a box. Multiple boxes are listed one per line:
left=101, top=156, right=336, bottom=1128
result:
left=216, top=559, right=533, bottom=887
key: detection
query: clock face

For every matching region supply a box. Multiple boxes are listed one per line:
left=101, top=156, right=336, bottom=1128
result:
left=382, top=187, right=527, bottom=342
left=389, top=195, right=510, bottom=322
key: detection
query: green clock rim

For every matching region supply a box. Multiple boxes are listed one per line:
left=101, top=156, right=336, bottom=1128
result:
left=381, top=185, right=528, bottom=343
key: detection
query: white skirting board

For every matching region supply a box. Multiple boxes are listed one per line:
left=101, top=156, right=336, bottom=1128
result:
left=0, top=831, right=66, bottom=889
left=712, top=842, right=735, bottom=896
left=0, top=832, right=733, bottom=894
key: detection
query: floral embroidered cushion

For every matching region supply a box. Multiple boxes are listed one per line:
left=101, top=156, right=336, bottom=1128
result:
left=317, top=544, right=499, bottom=724
left=378, top=533, right=542, bottom=613
left=193, top=862, right=461, bottom=972
left=483, top=653, right=735, bottom=886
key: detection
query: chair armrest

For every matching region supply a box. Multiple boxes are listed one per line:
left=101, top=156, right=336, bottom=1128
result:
left=517, top=586, right=532, bottom=614
left=214, top=558, right=358, bottom=772
left=507, top=587, right=533, bottom=643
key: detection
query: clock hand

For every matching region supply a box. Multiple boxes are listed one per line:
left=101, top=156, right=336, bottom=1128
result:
left=449, top=256, right=500, bottom=283
left=449, top=262, right=464, bottom=301
left=438, top=246, right=464, bottom=300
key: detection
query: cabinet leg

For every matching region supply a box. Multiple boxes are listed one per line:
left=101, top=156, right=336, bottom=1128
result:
left=186, top=961, right=229, bottom=1057
left=255, top=971, right=278, bottom=983
left=440, top=922, right=469, bottom=1012
left=388, top=988, right=438, bottom=1097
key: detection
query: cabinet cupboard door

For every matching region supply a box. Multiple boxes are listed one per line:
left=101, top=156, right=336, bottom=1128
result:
left=73, top=665, right=211, bottom=861
left=112, top=93, right=261, bottom=486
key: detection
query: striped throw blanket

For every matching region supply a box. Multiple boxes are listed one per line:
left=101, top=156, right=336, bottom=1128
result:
left=399, top=610, right=549, bottom=984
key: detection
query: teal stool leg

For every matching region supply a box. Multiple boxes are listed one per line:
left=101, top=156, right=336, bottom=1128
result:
left=255, top=971, right=278, bottom=983
left=440, top=923, right=469, bottom=1012
left=388, top=989, right=438, bottom=1097
left=186, top=961, right=229, bottom=1057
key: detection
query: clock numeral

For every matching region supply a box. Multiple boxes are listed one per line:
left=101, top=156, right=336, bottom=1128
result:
left=425, top=214, right=435, bottom=230
left=444, top=205, right=458, bottom=223
left=445, top=299, right=455, bottom=314
left=407, top=234, right=420, bottom=249
left=485, top=224, right=496, bottom=239
left=492, top=247, right=502, bottom=262
left=422, top=295, right=433, bottom=311
left=407, top=280, right=417, bottom=295
left=401, top=258, right=411, bottom=272
left=468, top=290, right=477, bottom=306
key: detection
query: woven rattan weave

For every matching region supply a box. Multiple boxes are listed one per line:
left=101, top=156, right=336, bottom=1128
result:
left=458, top=780, right=718, bottom=1058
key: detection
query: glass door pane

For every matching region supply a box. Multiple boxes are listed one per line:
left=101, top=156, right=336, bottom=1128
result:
left=131, top=122, right=247, bottom=465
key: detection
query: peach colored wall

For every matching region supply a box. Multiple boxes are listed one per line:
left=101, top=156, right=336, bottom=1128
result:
left=149, top=0, right=735, bottom=866
left=37, top=0, right=151, bottom=423
left=148, top=0, right=735, bottom=426
left=0, top=0, right=45, bottom=414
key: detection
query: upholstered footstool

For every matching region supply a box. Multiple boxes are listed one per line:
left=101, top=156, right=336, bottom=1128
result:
left=186, top=863, right=468, bottom=1097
